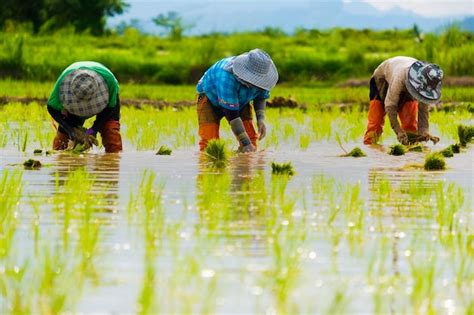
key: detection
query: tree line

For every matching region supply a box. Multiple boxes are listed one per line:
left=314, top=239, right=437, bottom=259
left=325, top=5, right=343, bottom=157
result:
left=0, top=0, right=128, bottom=35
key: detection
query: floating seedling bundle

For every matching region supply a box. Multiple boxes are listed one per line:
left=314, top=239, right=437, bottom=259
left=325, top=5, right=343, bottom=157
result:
left=204, top=139, right=229, bottom=168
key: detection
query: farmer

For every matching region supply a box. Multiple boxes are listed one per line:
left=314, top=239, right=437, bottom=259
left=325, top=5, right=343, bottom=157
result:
left=363, top=56, right=443, bottom=145
left=196, top=48, right=278, bottom=152
left=47, top=61, right=122, bottom=153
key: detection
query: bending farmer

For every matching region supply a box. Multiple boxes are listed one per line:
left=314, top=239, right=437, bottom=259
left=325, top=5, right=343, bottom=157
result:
left=196, top=49, right=278, bottom=152
left=363, top=56, right=443, bottom=145
left=47, top=61, right=122, bottom=153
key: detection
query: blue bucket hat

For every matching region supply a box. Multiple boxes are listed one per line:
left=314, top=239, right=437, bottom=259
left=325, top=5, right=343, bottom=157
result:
left=232, top=49, right=278, bottom=91
left=406, top=61, right=443, bottom=105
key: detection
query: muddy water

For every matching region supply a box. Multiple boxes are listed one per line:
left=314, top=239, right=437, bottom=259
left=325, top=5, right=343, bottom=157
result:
left=1, top=140, right=473, bottom=313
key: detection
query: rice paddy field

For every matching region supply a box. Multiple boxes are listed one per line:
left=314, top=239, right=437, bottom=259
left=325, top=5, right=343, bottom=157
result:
left=0, top=82, right=473, bottom=314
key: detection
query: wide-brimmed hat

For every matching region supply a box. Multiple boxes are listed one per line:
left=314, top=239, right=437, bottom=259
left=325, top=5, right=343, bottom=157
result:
left=60, top=69, right=109, bottom=117
left=406, top=61, right=443, bottom=105
left=232, top=49, right=278, bottom=91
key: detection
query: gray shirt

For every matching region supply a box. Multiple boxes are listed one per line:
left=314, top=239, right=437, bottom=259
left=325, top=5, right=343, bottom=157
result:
left=372, top=56, right=430, bottom=135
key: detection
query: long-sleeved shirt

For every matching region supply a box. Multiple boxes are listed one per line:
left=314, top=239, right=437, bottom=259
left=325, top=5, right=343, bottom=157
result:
left=196, top=57, right=270, bottom=112
left=372, top=56, right=430, bottom=135
left=48, top=96, right=121, bottom=138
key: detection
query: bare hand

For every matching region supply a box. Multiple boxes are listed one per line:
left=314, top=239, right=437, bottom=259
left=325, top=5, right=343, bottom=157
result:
left=240, top=144, right=256, bottom=153
left=397, top=131, right=409, bottom=145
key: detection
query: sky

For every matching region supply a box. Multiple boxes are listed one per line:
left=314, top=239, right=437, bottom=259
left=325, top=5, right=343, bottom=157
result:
left=361, top=0, right=473, bottom=17
left=120, top=0, right=473, bottom=17
left=109, top=0, right=473, bottom=33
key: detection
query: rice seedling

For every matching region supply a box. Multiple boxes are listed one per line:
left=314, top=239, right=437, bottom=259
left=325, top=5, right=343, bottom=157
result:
left=439, top=146, right=454, bottom=157
left=271, top=162, right=295, bottom=176
left=424, top=152, right=446, bottom=170
left=407, top=143, right=424, bottom=152
left=449, top=143, right=461, bottom=153
left=204, top=139, right=229, bottom=168
left=457, top=124, right=474, bottom=146
left=341, top=147, right=366, bottom=157
left=23, top=159, right=41, bottom=169
left=388, top=144, right=406, bottom=156
left=156, top=145, right=172, bottom=155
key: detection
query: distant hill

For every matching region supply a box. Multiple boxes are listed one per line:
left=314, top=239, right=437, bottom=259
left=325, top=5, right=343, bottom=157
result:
left=108, top=0, right=471, bottom=34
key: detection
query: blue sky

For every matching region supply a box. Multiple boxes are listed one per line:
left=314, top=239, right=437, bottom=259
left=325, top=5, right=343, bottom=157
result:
left=109, top=0, right=473, bottom=33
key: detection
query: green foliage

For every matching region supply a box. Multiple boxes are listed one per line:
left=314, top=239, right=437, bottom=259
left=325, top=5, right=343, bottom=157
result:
left=424, top=153, right=446, bottom=170
left=0, top=26, right=472, bottom=84
left=388, top=144, right=406, bottom=156
left=152, top=12, right=193, bottom=41
left=156, top=145, right=172, bottom=155
left=0, top=0, right=128, bottom=35
left=271, top=162, right=295, bottom=176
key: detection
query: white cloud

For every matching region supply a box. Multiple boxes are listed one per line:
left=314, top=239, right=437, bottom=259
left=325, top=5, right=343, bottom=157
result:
left=363, top=0, right=473, bottom=17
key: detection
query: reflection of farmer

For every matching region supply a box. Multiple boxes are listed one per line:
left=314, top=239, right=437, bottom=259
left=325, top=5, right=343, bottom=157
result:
left=363, top=57, right=443, bottom=145
left=47, top=61, right=122, bottom=153
left=197, top=49, right=278, bottom=152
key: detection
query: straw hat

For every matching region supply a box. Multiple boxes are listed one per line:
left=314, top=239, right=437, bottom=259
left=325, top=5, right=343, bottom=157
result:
left=60, top=69, right=109, bottom=117
left=232, top=49, right=278, bottom=91
left=406, top=61, right=443, bottom=105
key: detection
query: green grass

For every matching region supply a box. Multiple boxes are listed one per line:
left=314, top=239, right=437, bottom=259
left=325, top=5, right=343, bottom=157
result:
left=0, top=26, right=472, bottom=84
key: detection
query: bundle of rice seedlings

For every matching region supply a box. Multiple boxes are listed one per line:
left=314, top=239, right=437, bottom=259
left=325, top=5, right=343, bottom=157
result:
left=439, top=146, right=454, bottom=158
left=271, top=162, right=295, bottom=176
left=23, top=159, right=42, bottom=169
left=389, top=144, right=406, bottom=156
left=341, top=147, right=367, bottom=157
left=424, top=153, right=446, bottom=170
left=204, top=139, right=229, bottom=168
left=457, top=125, right=474, bottom=146
left=156, top=145, right=172, bottom=155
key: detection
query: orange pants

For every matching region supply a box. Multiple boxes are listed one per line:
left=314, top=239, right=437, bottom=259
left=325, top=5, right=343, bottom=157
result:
left=52, top=120, right=123, bottom=153
left=197, top=94, right=258, bottom=151
left=363, top=99, right=418, bottom=144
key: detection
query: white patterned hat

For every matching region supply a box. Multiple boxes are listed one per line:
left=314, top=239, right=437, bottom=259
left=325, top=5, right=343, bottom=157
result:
left=406, top=61, right=443, bottom=105
left=232, top=49, right=278, bottom=91
left=60, top=69, right=109, bottom=117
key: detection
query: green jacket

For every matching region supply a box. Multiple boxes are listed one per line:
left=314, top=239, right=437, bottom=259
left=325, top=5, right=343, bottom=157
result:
left=47, top=61, right=119, bottom=111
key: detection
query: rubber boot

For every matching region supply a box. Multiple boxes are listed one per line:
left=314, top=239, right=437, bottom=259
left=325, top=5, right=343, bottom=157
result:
left=243, top=120, right=258, bottom=147
left=100, top=120, right=123, bottom=153
left=363, top=99, right=385, bottom=144
left=198, top=123, right=219, bottom=151
left=52, top=131, right=70, bottom=150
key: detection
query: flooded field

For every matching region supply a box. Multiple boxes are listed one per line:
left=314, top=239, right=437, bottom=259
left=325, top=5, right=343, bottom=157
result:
left=0, top=102, right=473, bottom=313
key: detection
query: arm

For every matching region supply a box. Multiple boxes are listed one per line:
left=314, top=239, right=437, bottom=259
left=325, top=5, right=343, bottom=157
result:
left=254, top=97, right=267, bottom=140
left=417, top=103, right=429, bottom=136
left=222, top=108, right=253, bottom=148
left=90, top=95, right=120, bottom=135
left=253, top=97, right=266, bottom=121
left=47, top=106, right=76, bottom=138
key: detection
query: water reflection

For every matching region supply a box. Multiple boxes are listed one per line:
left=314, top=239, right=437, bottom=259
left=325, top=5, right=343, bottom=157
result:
left=50, top=152, right=121, bottom=212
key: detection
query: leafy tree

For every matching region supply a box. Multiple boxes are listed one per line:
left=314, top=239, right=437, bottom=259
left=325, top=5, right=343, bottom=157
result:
left=0, top=0, right=128, bottom=35
left=152, top=12, right=194, bottom=41
left=0, top=0, right=45, bottom=32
